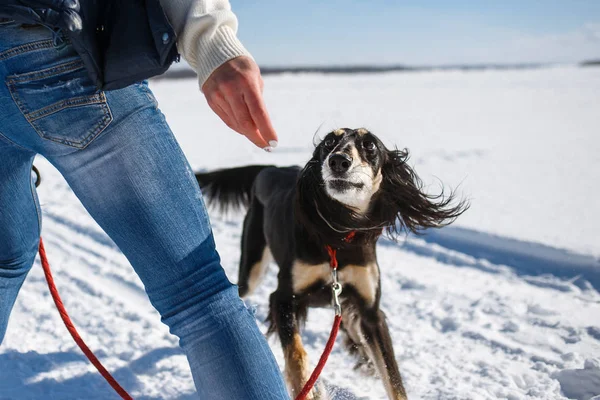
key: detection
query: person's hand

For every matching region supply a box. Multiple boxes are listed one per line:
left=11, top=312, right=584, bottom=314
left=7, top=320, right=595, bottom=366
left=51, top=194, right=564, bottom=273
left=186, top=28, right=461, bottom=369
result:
left=0, top=0, right=82, bottom=32
left=202, top=56, right=278, bottom=151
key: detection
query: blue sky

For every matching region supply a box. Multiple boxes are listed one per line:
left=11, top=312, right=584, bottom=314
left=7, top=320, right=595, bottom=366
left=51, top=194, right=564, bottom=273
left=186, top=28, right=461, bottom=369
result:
left=231, top=1, right=600, bottom=66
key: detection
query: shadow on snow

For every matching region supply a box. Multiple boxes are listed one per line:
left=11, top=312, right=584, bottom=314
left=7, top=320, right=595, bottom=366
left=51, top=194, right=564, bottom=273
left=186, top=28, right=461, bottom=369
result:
left=382, top=226, right=600, bottom=292
left=0, top=347, right=196, bottom=400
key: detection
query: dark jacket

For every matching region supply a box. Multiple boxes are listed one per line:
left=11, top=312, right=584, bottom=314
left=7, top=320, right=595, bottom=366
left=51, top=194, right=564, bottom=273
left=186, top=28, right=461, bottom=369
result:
left=69, top=0, right=179, bottom=90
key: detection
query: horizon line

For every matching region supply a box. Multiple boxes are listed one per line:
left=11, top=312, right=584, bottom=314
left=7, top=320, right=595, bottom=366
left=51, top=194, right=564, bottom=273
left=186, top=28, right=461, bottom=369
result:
left=157, top=60, right=599, bottom=81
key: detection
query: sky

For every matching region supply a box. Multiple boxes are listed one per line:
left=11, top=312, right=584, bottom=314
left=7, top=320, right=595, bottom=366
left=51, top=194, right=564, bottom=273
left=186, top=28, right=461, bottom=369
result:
left=231, top=1, right=600, bottom=67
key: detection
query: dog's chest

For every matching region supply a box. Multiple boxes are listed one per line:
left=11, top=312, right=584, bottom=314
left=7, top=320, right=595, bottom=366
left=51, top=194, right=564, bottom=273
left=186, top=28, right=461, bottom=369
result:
left=291, top=260, right=379, bottom=306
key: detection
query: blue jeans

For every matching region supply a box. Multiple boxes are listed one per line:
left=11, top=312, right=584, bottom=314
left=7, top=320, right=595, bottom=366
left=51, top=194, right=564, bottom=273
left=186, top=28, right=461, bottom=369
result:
left=0, top=21, right=289, bottom=399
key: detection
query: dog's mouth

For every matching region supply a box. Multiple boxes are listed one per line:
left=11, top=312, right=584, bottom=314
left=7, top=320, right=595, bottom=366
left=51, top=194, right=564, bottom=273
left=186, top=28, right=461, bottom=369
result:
left=327, top=179, right=364, bottom=191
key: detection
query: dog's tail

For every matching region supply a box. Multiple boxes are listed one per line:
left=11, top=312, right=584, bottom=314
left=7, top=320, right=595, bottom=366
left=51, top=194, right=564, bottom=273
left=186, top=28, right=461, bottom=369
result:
left=195, top=165, right=273, bottom=213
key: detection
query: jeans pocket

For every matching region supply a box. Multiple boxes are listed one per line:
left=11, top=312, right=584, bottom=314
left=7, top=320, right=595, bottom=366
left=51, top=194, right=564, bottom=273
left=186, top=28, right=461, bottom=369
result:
left=6, top=59, right=113, bottom=149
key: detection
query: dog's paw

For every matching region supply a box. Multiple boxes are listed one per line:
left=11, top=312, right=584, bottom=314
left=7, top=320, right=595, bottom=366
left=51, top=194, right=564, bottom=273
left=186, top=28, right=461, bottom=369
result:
left=312, top=381, right=330, bottom=400
left=353, top=357, right=377, bottom=376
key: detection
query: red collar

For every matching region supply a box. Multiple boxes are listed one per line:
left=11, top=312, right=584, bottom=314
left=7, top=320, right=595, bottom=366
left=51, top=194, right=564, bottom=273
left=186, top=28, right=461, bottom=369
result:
left=325, top=231, right=356, bottom=270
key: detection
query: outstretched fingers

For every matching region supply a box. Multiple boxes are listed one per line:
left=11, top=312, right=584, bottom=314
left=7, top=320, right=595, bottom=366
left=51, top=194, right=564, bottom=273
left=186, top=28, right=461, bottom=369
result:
left=202, top=56, right=279, bottom=151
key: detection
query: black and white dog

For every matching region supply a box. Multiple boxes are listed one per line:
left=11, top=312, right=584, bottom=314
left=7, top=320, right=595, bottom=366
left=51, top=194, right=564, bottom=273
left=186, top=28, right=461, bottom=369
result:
left=196, top=128, right=467, bottom=400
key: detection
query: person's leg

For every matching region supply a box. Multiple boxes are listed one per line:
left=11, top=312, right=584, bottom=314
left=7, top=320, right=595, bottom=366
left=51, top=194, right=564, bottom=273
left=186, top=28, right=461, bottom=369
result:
left=0, top=137, right=40, bottom=344
left=0, top=22, right=289, bottom=398
left=48, top=88, right=288, bottom=398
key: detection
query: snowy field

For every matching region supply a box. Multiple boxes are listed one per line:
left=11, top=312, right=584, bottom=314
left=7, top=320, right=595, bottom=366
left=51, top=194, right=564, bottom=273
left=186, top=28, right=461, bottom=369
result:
left=2, top=66, right=600, bottom=400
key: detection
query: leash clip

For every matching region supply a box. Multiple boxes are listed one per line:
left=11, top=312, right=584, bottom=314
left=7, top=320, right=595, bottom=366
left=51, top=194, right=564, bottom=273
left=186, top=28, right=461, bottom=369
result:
left=331, top=269, right=343, bottom=316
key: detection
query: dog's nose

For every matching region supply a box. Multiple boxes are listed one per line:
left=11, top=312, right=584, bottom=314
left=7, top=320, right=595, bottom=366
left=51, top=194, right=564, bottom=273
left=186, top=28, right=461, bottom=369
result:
left=328, top=153, right=352, bottom=174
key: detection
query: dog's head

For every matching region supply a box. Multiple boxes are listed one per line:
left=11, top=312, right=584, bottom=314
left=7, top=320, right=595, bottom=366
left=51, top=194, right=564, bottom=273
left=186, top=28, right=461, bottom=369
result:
left=317, top=128, right=385, bottom=213
left=297, top=128, right=468, bottom=241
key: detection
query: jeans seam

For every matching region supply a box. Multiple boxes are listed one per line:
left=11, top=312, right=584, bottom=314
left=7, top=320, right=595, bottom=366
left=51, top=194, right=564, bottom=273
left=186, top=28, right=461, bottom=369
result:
left=26, top=92, right=106, bottom=122
left=0, top=130, right=32, bottom=153
left=0, top=130, right=41, bottom=236
left=0, top=39, right=55, bottom=61
left=30, top=102, right=113, bottom=149
left=6, top=59, right=83, bottom=84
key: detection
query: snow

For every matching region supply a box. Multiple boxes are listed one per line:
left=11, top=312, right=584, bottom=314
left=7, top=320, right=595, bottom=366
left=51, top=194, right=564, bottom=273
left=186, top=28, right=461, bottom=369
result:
left=555, top=360, right=600, bottom=400
left=2, top=66, right=600, bottom=399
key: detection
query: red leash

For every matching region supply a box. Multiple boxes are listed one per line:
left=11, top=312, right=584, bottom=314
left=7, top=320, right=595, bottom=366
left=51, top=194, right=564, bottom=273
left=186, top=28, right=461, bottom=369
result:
left=39, top=230, right=353, bottom=400
left=295, top=231, right=355, bottom=400
left=39, top=238, right=133, bottom=400
left=294, top=315, right=342, bottom=400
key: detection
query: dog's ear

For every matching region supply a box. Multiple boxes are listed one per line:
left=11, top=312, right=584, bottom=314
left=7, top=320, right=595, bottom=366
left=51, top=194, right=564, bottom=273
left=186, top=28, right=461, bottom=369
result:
left=378, top=148, right=469, bottom=238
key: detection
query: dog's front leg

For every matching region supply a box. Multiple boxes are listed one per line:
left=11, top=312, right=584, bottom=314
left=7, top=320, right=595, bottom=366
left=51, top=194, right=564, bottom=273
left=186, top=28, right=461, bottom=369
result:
left=269, top=290, right=327, bottom=400
left=360, top=309, right=408, bottom=400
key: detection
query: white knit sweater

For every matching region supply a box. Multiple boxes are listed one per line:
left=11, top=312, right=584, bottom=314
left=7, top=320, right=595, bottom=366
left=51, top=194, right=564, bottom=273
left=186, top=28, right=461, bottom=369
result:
left=158, top=0, right=252, bottom=89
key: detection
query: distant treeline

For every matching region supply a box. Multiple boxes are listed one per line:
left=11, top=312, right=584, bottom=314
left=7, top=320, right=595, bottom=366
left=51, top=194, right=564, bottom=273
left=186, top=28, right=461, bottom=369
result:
left=581, top=60, right=600, bottom=67
left=155, top=61, right=595, bottom=80
left=258, top=63, right=545, bottom=74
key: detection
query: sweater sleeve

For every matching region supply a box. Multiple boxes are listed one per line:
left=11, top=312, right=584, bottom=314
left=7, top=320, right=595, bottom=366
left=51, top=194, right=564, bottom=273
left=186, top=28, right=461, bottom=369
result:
left=158, top=0, right=252, bottom=89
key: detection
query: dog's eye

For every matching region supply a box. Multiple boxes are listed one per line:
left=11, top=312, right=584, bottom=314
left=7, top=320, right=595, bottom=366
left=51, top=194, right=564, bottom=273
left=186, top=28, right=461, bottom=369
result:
left=324, top=138, right=336, bottom=147
left=362, top=140, right=376, bottom=151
